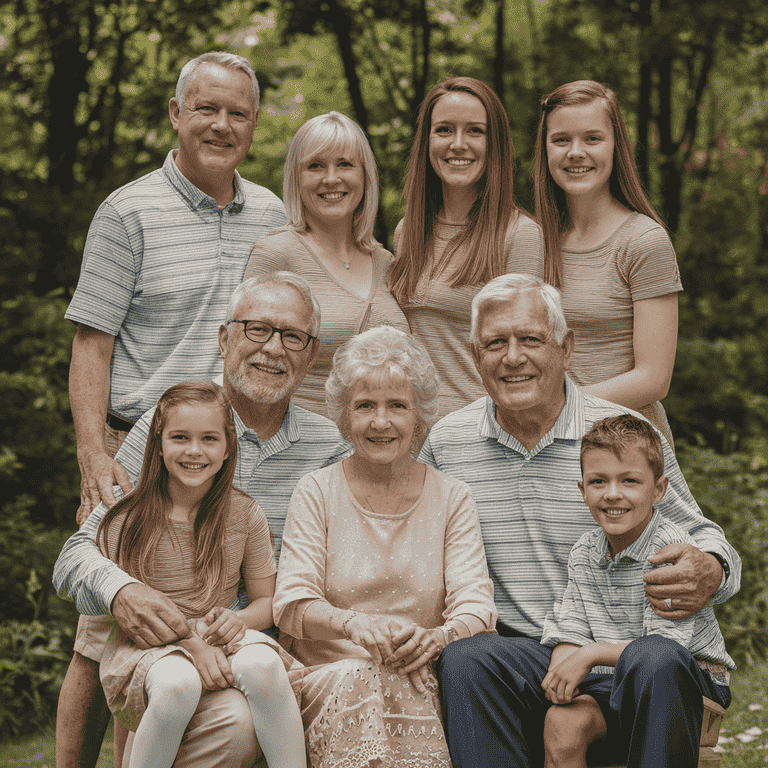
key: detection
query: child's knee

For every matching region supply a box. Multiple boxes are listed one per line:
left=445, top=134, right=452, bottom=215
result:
left=544, top=698, right=606, bottom=762
left=230, top=644, right=288, bottom=696
left=145, top=653, right=202, bottom=716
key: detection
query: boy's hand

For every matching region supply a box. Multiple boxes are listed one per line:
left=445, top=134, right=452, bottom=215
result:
left=187, top=638, right=235, bottom=690
left=542, top=648, right=593, bottom=705
left=196, top=607, right=246, bottom=649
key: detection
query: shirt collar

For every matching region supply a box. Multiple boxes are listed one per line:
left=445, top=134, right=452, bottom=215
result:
left=232, top=401, right=300, bottom=446
left=478, top=375, right=585, bottom=455
left=593, top=508, right=664, bottom=567
left=162, top=150, right=245, bottom=213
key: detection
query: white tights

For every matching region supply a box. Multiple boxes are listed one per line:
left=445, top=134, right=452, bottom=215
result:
left=129, top=645, right=305, bottom=768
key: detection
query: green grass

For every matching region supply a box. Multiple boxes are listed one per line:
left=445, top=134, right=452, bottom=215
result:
left=1, top=663, right=767, bottom=767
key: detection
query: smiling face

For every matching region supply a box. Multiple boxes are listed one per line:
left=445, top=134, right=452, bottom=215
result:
left=219, top=284, right=318, bottom=408
left=472, top=290, right=574, bottom=439
left=343, top=376, right=419, bottom=469
left=578, top=445, right=669, bottom=555
left=546, top=100, right=615, bottom=202
left=428, top=91, right=488, bottom=192
left=169, top=63, right=257, bottom=188
left=161, top=402, right=230, bottom=502
left=299, top=147, right=365, bottom=228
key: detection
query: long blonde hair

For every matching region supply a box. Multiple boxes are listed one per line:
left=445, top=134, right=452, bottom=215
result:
left=389, top=77, right=518, bottom=303
left=97, top=381, right=238, bottom=612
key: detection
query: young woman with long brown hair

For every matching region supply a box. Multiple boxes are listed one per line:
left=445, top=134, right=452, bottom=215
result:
left=534, top=80, right=681, bottom=446
left=389, top=77, right=544, bottom=418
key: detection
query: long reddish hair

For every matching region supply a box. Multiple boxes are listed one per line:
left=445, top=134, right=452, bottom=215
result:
left=533, top=80, right=665, bottom=288
left=97, top=381, right=237, bottom=612
left=389, top=77, right=519, bottom=303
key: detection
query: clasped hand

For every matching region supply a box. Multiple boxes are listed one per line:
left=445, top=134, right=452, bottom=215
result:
left=343, top=614, right=443, bottom=694
left=187, top=608, right=247, bottom=691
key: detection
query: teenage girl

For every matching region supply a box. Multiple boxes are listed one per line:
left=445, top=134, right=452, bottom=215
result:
left=534, top=80, right=682, bottom=447
left=96, top=380, right=305, bottom=768
left=389, top=76, right=545, bottom=419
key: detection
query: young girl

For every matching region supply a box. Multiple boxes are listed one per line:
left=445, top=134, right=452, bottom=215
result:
left=533, top=80, right=682, bottom=447
left=96, top=381, right=305, bottom=768
left=388, top=76, right=545, bottom=419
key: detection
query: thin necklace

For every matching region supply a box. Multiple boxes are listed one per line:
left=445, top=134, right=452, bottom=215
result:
left=359, top=466, right=412, bottom=516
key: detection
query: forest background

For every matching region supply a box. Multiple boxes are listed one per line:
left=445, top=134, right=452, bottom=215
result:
left=1, top=0, right=768, bottom=739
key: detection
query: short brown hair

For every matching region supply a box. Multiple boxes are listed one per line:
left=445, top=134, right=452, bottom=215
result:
left=580, top=414, right=664, bottom=480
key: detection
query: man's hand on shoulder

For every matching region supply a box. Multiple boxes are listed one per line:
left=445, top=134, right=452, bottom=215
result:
left=112, top=583, right=191, bottom=649
left=644, top=543, right=722, bottom=619
left=77, top=451, right=133, bottom=524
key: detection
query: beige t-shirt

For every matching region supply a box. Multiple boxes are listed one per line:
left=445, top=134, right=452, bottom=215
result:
left=245, top=229, right=409, bottom=416
left=394, top=214, right=546, bottom=419
left=561, top=212, right=683, bottom=445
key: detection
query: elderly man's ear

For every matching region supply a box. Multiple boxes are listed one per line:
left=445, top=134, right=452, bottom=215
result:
left=562, top=329, right=575, bottom=369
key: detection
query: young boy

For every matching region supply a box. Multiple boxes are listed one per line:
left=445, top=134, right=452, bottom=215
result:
left=539, top=414, right=735, bottom=768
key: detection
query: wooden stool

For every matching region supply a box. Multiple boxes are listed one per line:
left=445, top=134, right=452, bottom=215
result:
left=596, top=696, right=725, bottom=768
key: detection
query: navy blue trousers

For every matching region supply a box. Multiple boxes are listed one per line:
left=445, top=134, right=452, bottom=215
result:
left=435, top=634, right=730, bottom=768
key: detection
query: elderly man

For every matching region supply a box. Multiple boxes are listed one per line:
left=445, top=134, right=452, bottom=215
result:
left=55, top=274, right=351, bottom=766
left=421, top=274, right=740, bottom=768
left=61, top=51, right=285, bottom=767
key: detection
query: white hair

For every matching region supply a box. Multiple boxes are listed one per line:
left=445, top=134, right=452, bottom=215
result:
left=176, top=52, right=259, bottom=111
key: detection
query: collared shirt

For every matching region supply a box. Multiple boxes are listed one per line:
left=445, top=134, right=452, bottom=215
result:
left=65, top=150, right=287, bottom=423
left=419, top=377, right=741, bottom=639
left=53, top=401, right=352, bottom=616
left=540, top=509, right=735, bottom=682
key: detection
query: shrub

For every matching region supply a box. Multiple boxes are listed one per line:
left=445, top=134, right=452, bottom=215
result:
left=676, top=442, right=768, bottom=666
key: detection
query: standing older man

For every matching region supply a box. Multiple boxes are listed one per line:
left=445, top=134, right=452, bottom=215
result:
left=421, top=274, right=740, bottom=767
left=55, top=274, right=351, bottom=767
left=66, top=51, right=286, bottom=524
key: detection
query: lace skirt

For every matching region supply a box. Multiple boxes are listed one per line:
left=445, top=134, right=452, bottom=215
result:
left=296, top=658, right=452, bottom=768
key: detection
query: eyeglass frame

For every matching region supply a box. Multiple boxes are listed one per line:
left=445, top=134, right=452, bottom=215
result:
left=228, top=320, right=317, bottom=351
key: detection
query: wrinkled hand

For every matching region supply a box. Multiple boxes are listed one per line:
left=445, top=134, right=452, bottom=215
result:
left=195, top=607, right=246, bottom=650
left=343, top=614, right=409, bottom=665
left=112, top=583, right=191, bottom=650
left=644, top=544, right=722, bottom=620
left=541, top=649, right=592, bottom=705
left=77, top=450, right=133, bottom=524
left=386, top=626, right=444, bottom=674
left=187, top=638, right=234, bottom=691
left=407, top=665, right=431, bottom=695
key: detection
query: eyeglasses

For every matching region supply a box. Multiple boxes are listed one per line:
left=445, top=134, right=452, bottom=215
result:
left=229, top=320, right=316, bottom=351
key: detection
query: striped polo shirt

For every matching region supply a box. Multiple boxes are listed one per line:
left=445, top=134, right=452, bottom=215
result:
left=419, top=378, right=741, bottom=639
left=65, top=150, right=287, bottom=424
left=541, top=509, right=735, bottom=682
left=52, top=401, right=352, bottom=616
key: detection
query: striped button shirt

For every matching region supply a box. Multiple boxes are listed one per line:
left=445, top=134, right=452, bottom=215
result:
left=419, top=377, right=741, bottom=639
left=64, top=150, right=287, bottom=424
left=541, top=509, right=735, bottom=682
left=52, top=401, right=352, bottom=616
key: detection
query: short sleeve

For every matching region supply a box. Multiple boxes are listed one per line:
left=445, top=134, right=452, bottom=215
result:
left=243, top=230, right=293, bottom=282
left=504, top=215, right=546, bottom=281
left=241, top=497, right=277, bottom=580
left=617, top=221, right=683, bottom=302
left=65, top=201, right=140, bottom=334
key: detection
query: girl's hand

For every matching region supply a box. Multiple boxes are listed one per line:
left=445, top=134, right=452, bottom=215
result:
left=198, top=607, right=246, bottom=649
left=187, top=638, right=235, bottom=691
left=386, top=626, right=444, bottom=673
left=541, top=648, right=592, bottom=705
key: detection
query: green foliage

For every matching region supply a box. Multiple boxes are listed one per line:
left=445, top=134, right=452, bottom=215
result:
left=0, top=573, right=73, bottom=738
left=676, top=443, right=768, bottom=666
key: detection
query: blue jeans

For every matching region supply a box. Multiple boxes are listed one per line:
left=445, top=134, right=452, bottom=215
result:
left=435, top=634, right=730, bottom=768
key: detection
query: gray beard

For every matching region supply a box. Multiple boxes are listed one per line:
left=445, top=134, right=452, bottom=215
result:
left=225, top=359, right=295, bottom=406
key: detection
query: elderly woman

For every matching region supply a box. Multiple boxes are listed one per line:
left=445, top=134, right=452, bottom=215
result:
left=274, top=326, right=497, bottom=768
left=245, top=111, right=409, bottom=416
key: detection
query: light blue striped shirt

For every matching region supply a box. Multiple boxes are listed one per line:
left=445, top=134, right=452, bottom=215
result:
left=541, top=509, right=735, bottom=681
left=53, top=401, right=352, bottom=615
left=65, top=150, right=287, bottom=423
left=419, top=377, right=741, bottom=639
